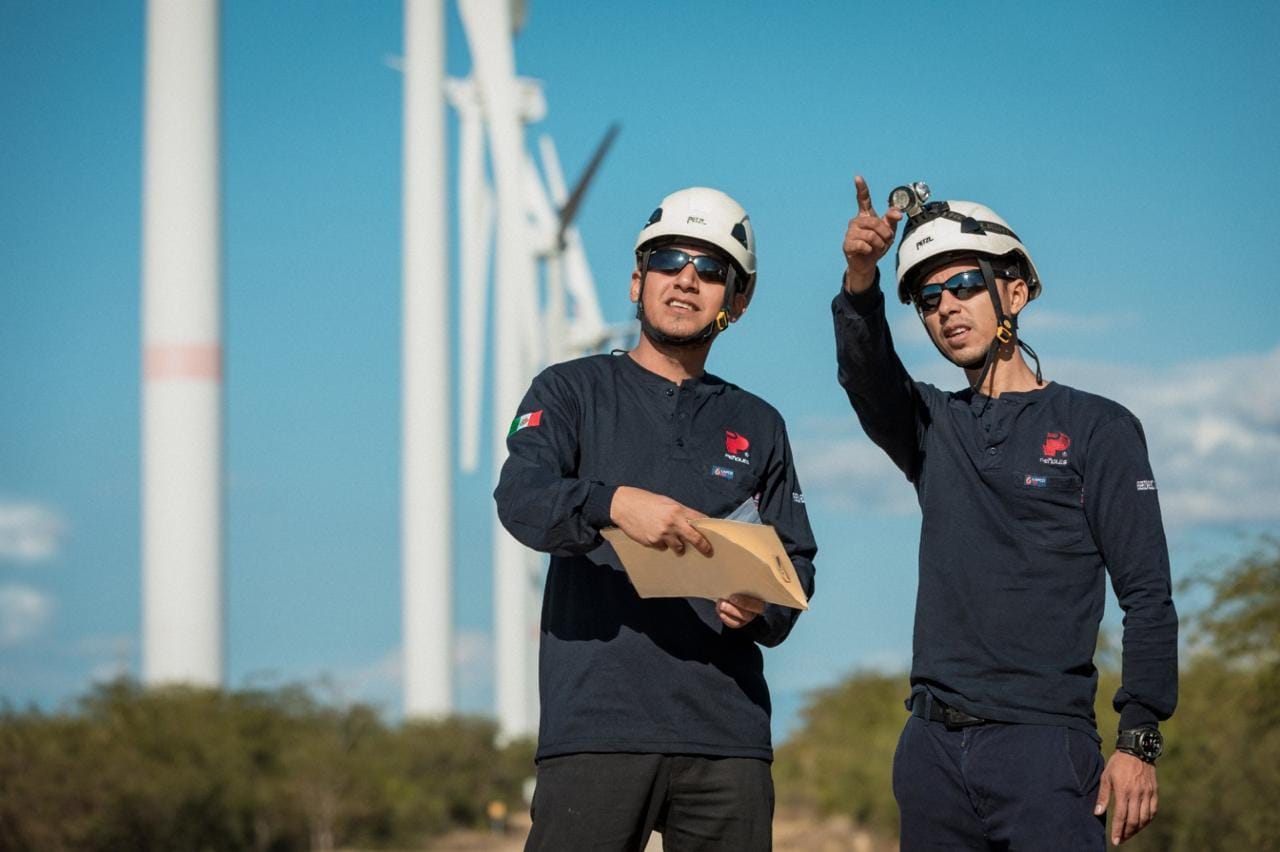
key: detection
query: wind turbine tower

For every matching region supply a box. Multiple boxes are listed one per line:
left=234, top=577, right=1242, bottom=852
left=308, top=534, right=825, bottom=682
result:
left=141, top=0, right=224, bottom=686
left=401, top=0, right=453, bottom=718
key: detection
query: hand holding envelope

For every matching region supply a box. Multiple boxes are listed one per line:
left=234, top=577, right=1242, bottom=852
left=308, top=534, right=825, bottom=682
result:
left=601, top=519, right=808, bottom=611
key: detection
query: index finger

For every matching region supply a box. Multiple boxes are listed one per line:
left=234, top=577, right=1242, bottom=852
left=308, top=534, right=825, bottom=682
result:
left=679, top=519, right=713, bottom=557
left=854, top=175, right=876, bottom=216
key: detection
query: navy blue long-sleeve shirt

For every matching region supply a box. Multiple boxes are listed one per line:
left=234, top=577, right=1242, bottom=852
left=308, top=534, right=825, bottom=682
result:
left=495, top=352, right=817, bottom=761
left=833, top=281, right=1177, bottom=738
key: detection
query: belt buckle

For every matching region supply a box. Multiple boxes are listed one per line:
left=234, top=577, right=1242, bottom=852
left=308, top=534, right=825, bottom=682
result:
left=942, top=706, right=984, bottom=729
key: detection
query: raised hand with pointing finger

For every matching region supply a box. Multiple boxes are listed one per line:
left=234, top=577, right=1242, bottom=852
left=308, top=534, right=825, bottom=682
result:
left=842, top=175, right=903, bottom=294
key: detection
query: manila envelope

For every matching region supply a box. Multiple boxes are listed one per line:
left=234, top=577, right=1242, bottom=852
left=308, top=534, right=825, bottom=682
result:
left=601, top=519, right=808, bottom=610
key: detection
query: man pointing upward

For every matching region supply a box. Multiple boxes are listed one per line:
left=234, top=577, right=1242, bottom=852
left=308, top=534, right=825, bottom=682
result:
left=832, top=175, right=1177, bottom=849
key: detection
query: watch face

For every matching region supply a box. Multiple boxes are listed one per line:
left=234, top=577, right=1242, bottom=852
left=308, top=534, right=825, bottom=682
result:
left=1118, top=728, right=1164, bottom=763
left=1137, top=729, right=1164, bottom=760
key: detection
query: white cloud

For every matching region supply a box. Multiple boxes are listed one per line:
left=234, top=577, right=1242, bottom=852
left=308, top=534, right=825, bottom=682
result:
left=1016, top=309, right=1134, bottom=335
left=230, top=630, right=498, bottom=721
left=0, top=501, right=67, bottom=561
left=799, top=345, right=1280, bottom=528
left=794, top=422, right=917, bottom=516
left=1052, top=346, right=1280, bottom=527
left=329, top=648, right=402, bottom=709
left=331, top=629, right=496, bottom=705
left=0, top=584, right=54, bottom=646
left=315, top=631, right=493, bottom=712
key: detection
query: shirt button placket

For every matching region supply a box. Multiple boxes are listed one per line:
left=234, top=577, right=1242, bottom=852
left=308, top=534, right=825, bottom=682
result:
left=672, top=386, right=691, bottom=456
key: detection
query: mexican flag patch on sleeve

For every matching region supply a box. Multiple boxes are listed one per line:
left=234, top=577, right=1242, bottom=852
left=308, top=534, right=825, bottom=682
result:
left=508, top=409, right=543, bottom=436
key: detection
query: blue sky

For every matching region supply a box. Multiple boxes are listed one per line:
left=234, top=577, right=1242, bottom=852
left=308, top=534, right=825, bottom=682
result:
left=3, top=1, right=1279, bottom=739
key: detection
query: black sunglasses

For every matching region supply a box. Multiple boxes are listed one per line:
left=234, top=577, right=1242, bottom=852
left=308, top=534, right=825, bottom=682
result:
left=647, top=248, right=731, bottom=284
left=912, top=269, right=990, bottom=312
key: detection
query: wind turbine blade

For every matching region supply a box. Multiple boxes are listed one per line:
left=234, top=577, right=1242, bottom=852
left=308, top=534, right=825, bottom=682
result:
left=556, top=122, right=619, bottom=249
left=540, top=133, right=607, bottom=354
left=523, top=148, right=563, bottom=363
left=564, top=231, right=606, bottom=343
left=509, top=0, right=527, bottom=33
left=523, top=149, right=557, bottom=255
left=538, top=135, right=568, bottom=203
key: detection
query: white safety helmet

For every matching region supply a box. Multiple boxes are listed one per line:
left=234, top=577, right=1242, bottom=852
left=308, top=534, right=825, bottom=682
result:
left=634, top=186, right=758, bottom=307
left=894, top=200, right=1040, bottom=305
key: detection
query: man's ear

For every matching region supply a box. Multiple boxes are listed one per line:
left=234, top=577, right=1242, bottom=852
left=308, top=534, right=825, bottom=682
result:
left=728, top=292, right=748, bottom=322
left=1004, top=277, right=1029, bottom=317
left=630, top=269, right=642, bottom=304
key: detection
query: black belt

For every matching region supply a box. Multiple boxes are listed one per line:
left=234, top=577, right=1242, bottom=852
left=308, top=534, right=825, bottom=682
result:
left=911, top=693, right=989, bottom=728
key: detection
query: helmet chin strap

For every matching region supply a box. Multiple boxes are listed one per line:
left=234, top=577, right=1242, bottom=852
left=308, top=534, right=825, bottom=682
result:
left=635, top=248, right=736, bottom=348
left=915, top=257, right=1042, bottom=395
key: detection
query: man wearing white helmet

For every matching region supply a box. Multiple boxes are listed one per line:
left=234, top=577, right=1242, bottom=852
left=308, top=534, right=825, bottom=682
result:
left=496, top=186, right=816, bottom=850
left=832, top=176, right=1177, bottom=849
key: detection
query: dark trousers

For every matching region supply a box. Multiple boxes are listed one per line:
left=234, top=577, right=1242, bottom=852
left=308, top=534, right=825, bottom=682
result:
left=893, top=709, right=1105, bottom=851
left=525, top=752, right=774, bottom=852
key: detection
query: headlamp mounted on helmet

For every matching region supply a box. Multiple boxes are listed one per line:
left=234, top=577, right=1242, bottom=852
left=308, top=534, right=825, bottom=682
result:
left=887, top=181, right=931, bottom=219
left=892, top=186, right=1040, bottom=304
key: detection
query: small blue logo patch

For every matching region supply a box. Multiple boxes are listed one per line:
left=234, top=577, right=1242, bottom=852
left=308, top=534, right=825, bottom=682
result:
left=1024, top=475, right=1048, bottom=488
left=711, top=465, right=735, bottom=480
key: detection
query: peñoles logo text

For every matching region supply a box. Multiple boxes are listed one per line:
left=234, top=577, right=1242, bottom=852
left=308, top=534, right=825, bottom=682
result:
left=1040, top=431, right=1071, bottom=466
left=724, top=430, right=750, bottom=465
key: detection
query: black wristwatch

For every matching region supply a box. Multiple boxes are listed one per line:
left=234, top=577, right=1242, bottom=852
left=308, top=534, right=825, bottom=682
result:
left=1115, top=727, right=1163, bottom=764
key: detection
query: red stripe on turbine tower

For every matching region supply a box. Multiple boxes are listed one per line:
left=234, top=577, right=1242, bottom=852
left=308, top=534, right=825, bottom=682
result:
left=144, top=343, right=223, bottom=380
